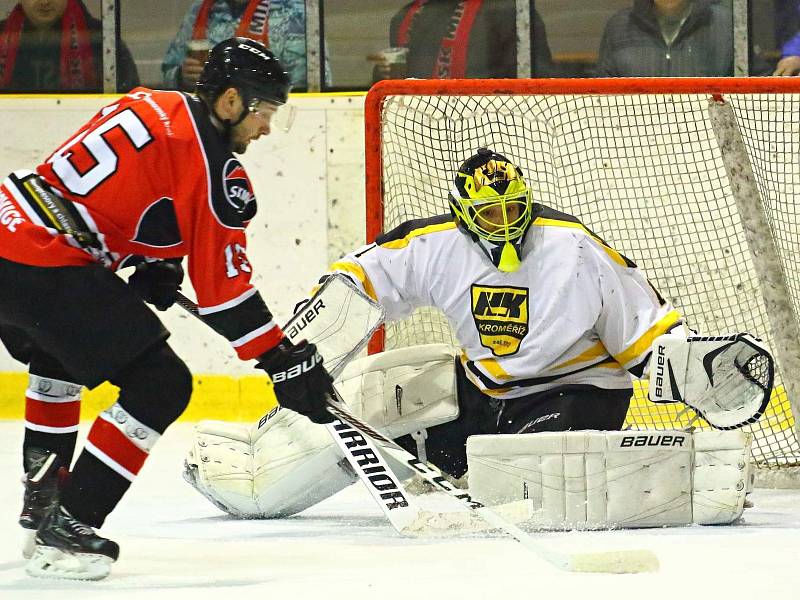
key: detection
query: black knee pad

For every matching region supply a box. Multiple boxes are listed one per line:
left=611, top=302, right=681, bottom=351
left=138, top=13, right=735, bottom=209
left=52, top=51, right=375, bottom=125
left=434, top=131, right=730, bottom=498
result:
left=110, top=342, right=193, bottom=433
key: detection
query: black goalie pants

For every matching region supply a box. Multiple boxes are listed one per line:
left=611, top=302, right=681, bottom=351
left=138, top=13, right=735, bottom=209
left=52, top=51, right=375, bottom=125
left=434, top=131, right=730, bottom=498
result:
left=396, top=361, right=632, bottom=478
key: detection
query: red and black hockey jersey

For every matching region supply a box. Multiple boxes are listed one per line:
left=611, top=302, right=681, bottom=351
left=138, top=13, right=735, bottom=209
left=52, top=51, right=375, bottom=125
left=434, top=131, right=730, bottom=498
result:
left=0, top=87, right=283, bottom=360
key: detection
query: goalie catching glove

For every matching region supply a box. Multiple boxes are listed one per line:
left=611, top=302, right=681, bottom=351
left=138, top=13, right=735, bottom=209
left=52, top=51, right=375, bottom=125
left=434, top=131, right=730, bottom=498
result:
left=648, top=332, right=774, bottom=430
left=257, top=339, right=335, bottom=424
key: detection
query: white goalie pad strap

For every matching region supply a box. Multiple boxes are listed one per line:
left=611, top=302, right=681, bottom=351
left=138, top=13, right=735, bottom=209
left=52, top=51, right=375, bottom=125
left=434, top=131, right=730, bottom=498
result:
left=693, top=431, right=753, bottom=525
left=337, top=343, right=460, bottom=439
left=184, top=410, right=357, bottom=518
left=466, top=430, right=752, bottom=529
left=648, top=332, right=774, bottom=429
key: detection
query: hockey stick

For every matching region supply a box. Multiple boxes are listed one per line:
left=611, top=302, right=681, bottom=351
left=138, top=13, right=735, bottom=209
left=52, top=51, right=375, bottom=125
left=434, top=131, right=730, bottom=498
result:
left=174, top=286, right=528, bottom=536
left=323, top=391, right=659, bottom=574
left=175, top=292, right=201, bottom=318
left=323, top=414, right=528, bottom=535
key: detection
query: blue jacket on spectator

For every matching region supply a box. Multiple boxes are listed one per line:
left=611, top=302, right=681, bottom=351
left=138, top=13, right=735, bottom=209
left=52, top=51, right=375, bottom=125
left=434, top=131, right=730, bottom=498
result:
left=784, top=34, right=800, bottom=57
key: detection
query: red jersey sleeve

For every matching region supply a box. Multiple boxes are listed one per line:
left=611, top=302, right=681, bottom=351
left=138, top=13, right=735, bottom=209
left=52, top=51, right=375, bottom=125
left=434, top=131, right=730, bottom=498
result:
left=169, top=94, right=284, bottom=360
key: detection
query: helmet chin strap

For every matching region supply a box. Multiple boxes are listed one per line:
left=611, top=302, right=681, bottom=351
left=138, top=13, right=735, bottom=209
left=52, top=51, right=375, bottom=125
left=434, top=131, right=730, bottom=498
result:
left=203, top=92, right=249, bottom=148
left=228, top=100, right=251, bottom=127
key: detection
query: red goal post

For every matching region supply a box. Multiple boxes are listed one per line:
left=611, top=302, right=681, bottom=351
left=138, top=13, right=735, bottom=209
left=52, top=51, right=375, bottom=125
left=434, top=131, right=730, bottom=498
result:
left=364, top=77, right=800, bottom=475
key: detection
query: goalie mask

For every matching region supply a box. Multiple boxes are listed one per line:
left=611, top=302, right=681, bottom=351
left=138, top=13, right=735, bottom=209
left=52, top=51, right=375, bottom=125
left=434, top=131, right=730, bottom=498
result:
left=449, top=148, right=533, bottom=272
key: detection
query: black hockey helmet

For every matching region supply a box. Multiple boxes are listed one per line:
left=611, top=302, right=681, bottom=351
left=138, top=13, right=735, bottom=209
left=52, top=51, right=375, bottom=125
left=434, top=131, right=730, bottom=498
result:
left=196, top=37, right=291, bottom=107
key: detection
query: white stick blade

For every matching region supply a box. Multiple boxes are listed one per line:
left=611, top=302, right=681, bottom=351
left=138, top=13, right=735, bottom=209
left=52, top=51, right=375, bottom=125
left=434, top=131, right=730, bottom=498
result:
left=400, top=499, right=535, bottom=536
left=568, top=550, right=660, bottom=574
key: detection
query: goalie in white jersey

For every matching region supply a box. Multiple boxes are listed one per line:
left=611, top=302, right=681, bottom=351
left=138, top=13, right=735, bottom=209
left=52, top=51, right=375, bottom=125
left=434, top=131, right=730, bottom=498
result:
left=326, top=147, right=682, bottom=476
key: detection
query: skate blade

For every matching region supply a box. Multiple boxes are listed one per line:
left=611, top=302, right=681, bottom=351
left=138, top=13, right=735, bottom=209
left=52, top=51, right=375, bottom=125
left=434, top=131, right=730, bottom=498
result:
left=21, top=529, right=36, bottom=559
left=26, top=545, right=113, bottom=581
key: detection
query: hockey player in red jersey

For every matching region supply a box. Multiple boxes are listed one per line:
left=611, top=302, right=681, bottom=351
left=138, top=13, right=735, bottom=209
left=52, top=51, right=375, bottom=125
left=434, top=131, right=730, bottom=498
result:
left=0, top=37, right=335, bottom=580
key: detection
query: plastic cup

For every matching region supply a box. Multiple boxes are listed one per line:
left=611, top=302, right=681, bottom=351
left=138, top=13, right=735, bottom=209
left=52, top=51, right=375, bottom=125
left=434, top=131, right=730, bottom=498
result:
left=380, top=47, right=408, bottom=79
left=187, top=39, right=212, bottom=64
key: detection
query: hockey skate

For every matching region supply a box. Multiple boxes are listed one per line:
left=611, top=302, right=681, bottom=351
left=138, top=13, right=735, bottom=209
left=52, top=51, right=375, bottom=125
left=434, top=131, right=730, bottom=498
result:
left=19, top=451, right=61, bottom=559
left=26, top=502, right=119, bottom=581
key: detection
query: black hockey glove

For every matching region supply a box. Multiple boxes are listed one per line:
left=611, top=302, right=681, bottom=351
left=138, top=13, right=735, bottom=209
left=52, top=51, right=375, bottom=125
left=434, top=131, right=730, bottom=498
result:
left=256, top=339, right=335, bottom=424
left=128, top=259, right=184, bottom=311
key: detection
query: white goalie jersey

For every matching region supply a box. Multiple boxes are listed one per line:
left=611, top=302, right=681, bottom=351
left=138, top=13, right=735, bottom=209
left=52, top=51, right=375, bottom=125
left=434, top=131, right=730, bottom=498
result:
left=330, top=206, right=682, bottom=399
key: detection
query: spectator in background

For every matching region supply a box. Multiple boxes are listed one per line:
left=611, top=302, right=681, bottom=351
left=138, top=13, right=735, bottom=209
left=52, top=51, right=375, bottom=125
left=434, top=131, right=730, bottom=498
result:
left=0, top=0, right=139, bottom=92
left=595, top=0, right=734, bottom=77
left=773, top=37, right=800, bottom=74
left=162, top=0, right=326, bottom=91
left=372, top=0, right=556, bottom=81
left=774, top=2, right=800, bottom=75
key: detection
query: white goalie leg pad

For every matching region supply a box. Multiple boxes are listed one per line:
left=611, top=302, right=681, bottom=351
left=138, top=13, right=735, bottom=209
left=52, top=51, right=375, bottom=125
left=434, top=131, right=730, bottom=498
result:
left=184, top=419, right=260, bottom=517
left=250, top=408, right=357, bottom=517
left=337, top=343, right=460, bottom=439
left=185, top=344, right=460, bottom=518
left=184, top=408, right=358, bottom=518
left=467, top=429, right=752, bottom=529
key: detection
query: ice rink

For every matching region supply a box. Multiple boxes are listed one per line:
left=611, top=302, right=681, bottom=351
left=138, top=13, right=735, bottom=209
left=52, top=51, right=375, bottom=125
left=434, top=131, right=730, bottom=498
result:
left=0, top=420, right=798, bottom=600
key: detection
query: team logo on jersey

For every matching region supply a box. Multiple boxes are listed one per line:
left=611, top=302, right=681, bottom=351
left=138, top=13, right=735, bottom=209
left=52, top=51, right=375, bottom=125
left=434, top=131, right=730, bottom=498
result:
left=222, top=159, right=255, bottom=214
left=471, top=285, right=529, bottom=356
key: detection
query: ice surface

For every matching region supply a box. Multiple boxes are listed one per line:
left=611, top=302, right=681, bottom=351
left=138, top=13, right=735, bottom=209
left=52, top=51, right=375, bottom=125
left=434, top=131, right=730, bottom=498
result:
left=0, top=421, right=798, bottom=599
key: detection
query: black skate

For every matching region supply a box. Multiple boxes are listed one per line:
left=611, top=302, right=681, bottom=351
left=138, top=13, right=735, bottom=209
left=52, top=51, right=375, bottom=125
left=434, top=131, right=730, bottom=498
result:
left=26, top=502, right=119, bottom=581
left=19, top=451, right=61, bottom=559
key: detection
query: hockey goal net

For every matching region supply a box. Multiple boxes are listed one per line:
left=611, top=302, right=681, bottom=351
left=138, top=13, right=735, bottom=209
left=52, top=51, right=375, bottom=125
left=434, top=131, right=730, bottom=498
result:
left=364, top=78, right=800, bottom=479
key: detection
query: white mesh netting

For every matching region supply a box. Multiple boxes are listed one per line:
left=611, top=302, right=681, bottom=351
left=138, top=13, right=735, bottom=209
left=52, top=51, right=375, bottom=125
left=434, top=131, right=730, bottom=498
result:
left=371, top=89, right=800, bottom=471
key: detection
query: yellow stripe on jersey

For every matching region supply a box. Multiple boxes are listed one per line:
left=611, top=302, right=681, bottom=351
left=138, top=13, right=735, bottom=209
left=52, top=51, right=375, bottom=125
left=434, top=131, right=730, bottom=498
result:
left=554, top=342, right=624, bottom=371
left=329, top=261, right=378, bottom=301
left=379, top=221, right=458, bottom=249
left=478, top=357, right=514, bottom=380
left=532, top=217, right=628, bottom=267
left=460, top=356, right=513, bottom=396
left=597, top=358, right=624, bottom=369
left=613, top=309, right=682, bottom=367
left=554, top=341, right=608, bottom=369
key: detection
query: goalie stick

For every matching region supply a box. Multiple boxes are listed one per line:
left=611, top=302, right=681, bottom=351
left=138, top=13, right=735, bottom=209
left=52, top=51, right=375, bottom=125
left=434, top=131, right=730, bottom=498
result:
left=175, top=279, right=658, bottom=573
left=322, top=391, right=659, bottom=574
